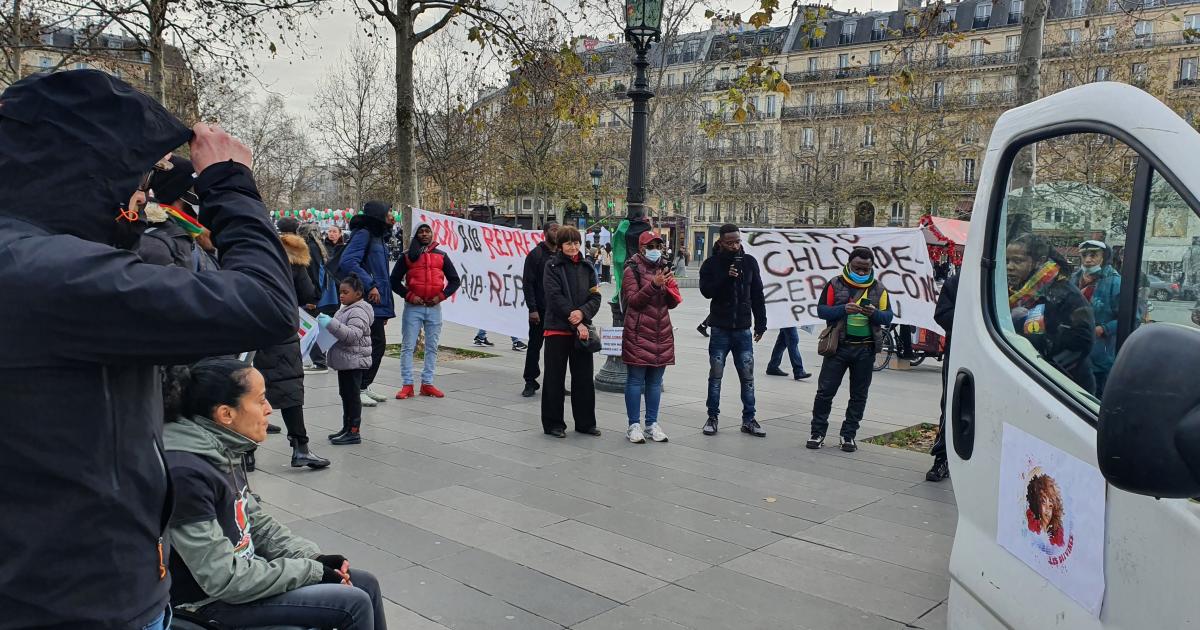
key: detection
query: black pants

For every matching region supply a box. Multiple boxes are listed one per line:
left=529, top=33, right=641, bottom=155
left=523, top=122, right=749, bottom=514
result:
left=338, top=368, right=365, bottom=429
left=931, top=336, right=952, bottom=459
left=541, top=335, right=596, bottom=433
left=523, top=317, right=545, bottom=385
left=280, top=405, right=308, bottom=445
left=811, top=343, right=876, bottom=439
left=361, top=318, right=388, bottom=389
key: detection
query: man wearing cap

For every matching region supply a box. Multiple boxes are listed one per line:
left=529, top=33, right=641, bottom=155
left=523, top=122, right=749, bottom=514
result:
left=339, top=200, right=396, bottom=407
left=138, top=154, right=218, bottom=271
left=1072, top=239, right=1122, bottom=394
left=0, top=70, right=298, bottom=629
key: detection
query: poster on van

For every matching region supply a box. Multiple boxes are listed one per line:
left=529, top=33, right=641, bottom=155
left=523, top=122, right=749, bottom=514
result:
left=997, top=423, right=1106, bottom=616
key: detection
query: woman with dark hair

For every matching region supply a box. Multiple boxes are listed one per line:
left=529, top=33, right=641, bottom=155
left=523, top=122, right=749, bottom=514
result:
left=1025, top=473, right=1066, bottom=548
left=541, top=226, right=602, bottom=438
left=1006, top=234, right=1096, bottom=393
left=163, top=359, right=388, bottom=629
left=621, top=231, right=681, bottom=444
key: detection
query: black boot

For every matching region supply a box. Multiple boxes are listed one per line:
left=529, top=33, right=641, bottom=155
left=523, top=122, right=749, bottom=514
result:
left=330, top=420, right=362, bottom=445
left=290, top=438, right=331, bottom=469
left=328, top=423, right=350, bottom=441
left=243, top=449, right=256, bottom=472
left=702, top=416, right=718, bottom=436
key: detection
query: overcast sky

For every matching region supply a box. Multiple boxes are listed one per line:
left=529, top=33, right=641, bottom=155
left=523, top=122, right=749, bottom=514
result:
left=251, top=0, right=880, bottom=119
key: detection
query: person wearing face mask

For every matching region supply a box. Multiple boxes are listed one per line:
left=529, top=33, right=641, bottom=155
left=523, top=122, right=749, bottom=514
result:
left=621, top=232, right=682, bottom=444
left=0, top=70, right=298, bottom=629
left=1070, top=240, right=1121, bottom=395
left=806, top=247, right=894, bottom=453
left=699, top=224, right=768, bottom=438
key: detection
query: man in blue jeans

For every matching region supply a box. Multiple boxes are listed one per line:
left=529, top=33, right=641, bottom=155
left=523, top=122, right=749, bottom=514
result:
left=698, top=224, right=768, bottom=437
left=765, top=326, right=813, bottom=380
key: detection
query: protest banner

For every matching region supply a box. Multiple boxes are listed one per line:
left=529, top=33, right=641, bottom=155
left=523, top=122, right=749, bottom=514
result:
left=411, top=210, right=546, bottom=340
left=600, top=327, right=623, bottom=356
left=741, top=227, right=943, bottom=333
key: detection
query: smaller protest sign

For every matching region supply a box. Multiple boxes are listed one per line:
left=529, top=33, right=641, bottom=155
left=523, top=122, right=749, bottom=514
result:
left=997, top=423, right=1107, bottom=616
left=297, top=308, right=318, bottom=360
left=316, top=326, right=337, bottom=353
left=600, top=327, right=623, bottom=356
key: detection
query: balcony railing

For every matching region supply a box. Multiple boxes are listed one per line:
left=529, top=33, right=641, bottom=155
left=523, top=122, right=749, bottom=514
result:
left=1174, top=77, right=1200, bottom=89
left=780, top=91, right=1017, bottom=120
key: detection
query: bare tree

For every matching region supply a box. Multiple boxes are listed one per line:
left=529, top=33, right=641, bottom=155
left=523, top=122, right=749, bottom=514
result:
left=310, top=38, right=392, bottom=211
left=1, top=0, right=123, bottom=87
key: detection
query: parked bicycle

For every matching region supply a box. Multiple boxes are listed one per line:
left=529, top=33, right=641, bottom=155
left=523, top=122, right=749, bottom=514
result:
left=873, top=324, right=945, bottom=371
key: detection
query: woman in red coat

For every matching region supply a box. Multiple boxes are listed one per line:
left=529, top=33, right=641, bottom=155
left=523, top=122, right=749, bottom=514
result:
left=621, top=232, right=682, bottom=443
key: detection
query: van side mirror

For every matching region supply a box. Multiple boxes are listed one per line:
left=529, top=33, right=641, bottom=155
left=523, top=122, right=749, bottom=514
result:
left=1098, top=323, right=1200, bottom=498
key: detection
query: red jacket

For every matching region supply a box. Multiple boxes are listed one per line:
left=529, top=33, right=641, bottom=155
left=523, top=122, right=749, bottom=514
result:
left=621, top=254, right=682, bottom=367
left=390, top=243, right=462, bottom=302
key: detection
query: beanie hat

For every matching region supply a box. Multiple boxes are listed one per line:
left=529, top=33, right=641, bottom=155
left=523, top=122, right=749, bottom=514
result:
left=276, top=217, right=300, bottom=234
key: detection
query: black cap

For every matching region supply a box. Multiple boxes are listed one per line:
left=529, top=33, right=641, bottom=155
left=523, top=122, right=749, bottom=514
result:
left=363, top=201, right=389, bottom=221
left=149, top=155, right=196, bottom=206
left=276, top=217, right=300, bottom=234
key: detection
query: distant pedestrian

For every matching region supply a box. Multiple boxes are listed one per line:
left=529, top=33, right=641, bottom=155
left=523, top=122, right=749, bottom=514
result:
left=339, top=201, right=396, bottom=408
left=320, top=275, right=375, bottom=445
left=765, top=327, right=812, bottom=380
left=807, top=247, right=894, bottom=453
left=599, top=243, right=613, bottom=283
left=390, top=223, right=461, bottom=400
left=621, top=231, right=681, bottom=444
left=521, top=221, right=560, bottom=397
left=474, top=329, right=527, bottom=352
left=541, top=226, right=602, bottom=438
left=699, top=224, right=768, bottom=438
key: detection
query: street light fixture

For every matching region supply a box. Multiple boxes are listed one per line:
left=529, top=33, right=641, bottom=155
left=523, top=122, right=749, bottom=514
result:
left=590, top=162, right=603, bottom=230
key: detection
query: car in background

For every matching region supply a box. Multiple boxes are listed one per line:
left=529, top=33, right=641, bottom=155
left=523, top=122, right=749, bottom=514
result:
left=1146, top=274, right=1181, bottom=301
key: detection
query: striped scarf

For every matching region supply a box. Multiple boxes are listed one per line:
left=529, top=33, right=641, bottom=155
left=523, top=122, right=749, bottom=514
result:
left=1009, top=261, right=1062, bottom=310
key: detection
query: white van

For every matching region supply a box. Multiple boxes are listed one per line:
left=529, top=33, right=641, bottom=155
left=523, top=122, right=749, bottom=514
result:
left=948, top=82, right=1200, bottom=627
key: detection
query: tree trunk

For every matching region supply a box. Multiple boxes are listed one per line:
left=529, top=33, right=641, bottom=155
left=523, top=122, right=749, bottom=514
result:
left=147, top=0, right=167, bottom=104
left=394, top=16, right=417, bottom=246
left=1012, top=0, right=1049, bottom=192
left=6, top=0, right=23, bottom=85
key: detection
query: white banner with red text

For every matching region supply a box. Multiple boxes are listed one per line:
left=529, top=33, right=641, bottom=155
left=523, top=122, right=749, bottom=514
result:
left=411, top=209, right=546, bottom=340
left=741, top=227, right=943, bottom=334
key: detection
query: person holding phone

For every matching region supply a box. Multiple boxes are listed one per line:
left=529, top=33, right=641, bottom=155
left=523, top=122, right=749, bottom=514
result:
left=807, top=247, right=894, bottom=453
left=621, top=231, right=682, bottom=443
left=698, top=224, right=768, bottom=438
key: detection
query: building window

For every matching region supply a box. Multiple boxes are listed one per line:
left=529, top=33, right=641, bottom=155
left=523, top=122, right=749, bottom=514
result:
left=974, top=1, right=992, bottom=27
left=1009, top=0, right=1023, bottom=23
left=1135, top=20, right=1153, bottom=45
left=863, top=124, right=876, bottom=147
left=1107, top=0, right=1120, bottom=11
left=1070, top=0, right=1085, bottom=15
left=1186, top=15, right=1200, bottom=41
left=928, top=158, right=940, bottom=171
left=941, top=6, right=956, bottom=24
left=936, top=42, right=949, bottom=65
left=971, top=39, right=985, bottom=58
left=967, top=78, right=982, bottom=103
left=861, top=161, right=873, bottom=180
left=1006, top=34, right=1021, bottom=52
left=802, top=127, right=814, bottom=148
left=835, top=88, right=846, bottom=106
left=1065, top=28, right=1082, bottom=48
left=764, top=129, right=775, bottom=150
left=804, top=91, right=817, bottom=113
left=713, top=201, right=722, bottom=220
left=830, top=162, right=843, bottom=181
left=933, top=80, right=945, bottom=104
left=867, top=87, right=878, bottom=105
left=893, top=160, right=905, bottom=184
left=1061, top=69, right=1076, bottom=87
left=831, top=126, right=844, bottom=147
left=39, top=56, right=52, bottom=68
left=905, top=13, right=919, bottom=30
left=841, top=20, right=857, bottom=44
left=872, top=18, right=887, bottom=40
left=838, top=53, right=850, bottom=69
left=1094, top=66, right=1110, bottom=82
left=1045, top=207, right=1066, bottom=223
left=522, top=199, right=532, bottom=210
left=1181, top=57, right=1199, bottom=82
left=807, top=56, right=819, bottom=72
left=891, top=201, right=905, bottom=223
left=766, top=95, right=777, bottom=116
left=1002, top=74, right=1016, bottom=92
left=963, top=158, right=977, bottom=183
left=666, top=73, right=675, bottom=86
left=869, top=49, right=882, bottom=68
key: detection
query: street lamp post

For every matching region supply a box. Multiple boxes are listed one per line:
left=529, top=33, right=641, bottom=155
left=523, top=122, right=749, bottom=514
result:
left=595, top=0, right=663, bottom=394
left=590, top=163, right=603, bottom=231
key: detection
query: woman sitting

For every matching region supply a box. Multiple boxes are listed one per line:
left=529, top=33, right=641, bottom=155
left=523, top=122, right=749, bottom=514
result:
left=163, top=358, right=387, bottom=629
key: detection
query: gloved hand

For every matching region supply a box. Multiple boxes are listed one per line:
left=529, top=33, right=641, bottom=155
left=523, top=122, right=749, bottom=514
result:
left=316, top=313, right=333, bottom=328
left=315, top=554, right=347, bottom=571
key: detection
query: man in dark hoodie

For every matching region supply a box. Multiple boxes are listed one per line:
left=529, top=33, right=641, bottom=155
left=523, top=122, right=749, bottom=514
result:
left=339, top=201, right=396, bottom=408
left=390, top=222, right=462, bottom=400
left=521, top=221, right=560, bottom=397
left=0, top=70, right=297, bottom=629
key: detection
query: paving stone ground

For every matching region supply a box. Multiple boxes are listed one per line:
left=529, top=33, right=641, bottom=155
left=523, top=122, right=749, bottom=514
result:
left=252, top=285, right=954, bottom=630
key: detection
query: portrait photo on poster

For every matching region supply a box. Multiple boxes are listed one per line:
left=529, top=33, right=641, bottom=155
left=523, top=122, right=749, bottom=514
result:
left=996, top=423, right=1108, bottom=616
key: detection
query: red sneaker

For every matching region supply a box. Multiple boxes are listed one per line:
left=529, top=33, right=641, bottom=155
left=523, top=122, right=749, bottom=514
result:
left=395, top=385, right=415, bottom=400
left=419, top=384, right=445, bottom=398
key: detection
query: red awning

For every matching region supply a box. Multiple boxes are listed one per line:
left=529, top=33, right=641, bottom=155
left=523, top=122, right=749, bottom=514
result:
left=920, top=215, right=969, bottom=246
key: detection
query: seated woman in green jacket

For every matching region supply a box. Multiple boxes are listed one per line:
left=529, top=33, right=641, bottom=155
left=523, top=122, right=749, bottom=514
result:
left=163, top=358, right=387, bottom=629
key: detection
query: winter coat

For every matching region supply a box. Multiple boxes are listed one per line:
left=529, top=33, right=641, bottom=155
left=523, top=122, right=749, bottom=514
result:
left=522, top=241, right=554, bottom=315
left=1070, top=265, right=1121, bottom=373
left=934, top=273, right=959, bottom=357
left=1012, top=277, right=1097, bottom=393
left=391, top=243, right=462, bottom=302
left=326, top=299, right=375, bottom=370
left=339, top=216, right=395, bottom=319
left=543, top=252, right=602, bottom=333
left=138, top=214, right=193, bottom=268
left=699, top=249, right=768, bottom=333
left=621, top=254, right=682, bottom=366
left=817, top=274, right=895, bottom=352
left=253, top=234, right=312, bottom=410
left=0, top=70, right=297, bottom=630
left=299, top=225, right=327, bottom=296
left=282, top=233, right=316, bottom=306
left=165, top=417, right=324, bottom=608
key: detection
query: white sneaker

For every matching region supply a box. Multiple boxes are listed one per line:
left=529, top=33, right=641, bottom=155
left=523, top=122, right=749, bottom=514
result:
left=359, top=392, right=378, bottom=407
left=627, top=424, right=646, bottom=444
left=646, top=423, right=669, bottom=443
left=364, top=388, right=388, bottom=403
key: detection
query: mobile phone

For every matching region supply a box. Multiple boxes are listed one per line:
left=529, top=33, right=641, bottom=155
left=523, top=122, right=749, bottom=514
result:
left=860, top=299, right=873, bottom=308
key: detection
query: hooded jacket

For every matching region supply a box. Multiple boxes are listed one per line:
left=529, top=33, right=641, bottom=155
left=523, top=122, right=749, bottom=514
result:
left=0, top=71, right=298, bottom=630
left=621, top=252, right=682, bottom=367
left=164, top=417, right=323, bottom=608
left=340, top=202, right=394, bottom=319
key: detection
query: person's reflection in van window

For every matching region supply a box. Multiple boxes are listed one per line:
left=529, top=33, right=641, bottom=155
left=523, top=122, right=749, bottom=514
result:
left=1006, top=234, right=1097, bottom=393
left=1071, top=240, right=1120, bottom=395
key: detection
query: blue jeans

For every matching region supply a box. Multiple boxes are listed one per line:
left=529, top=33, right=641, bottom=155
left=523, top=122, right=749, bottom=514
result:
left=197, top=568, right=386, bottom=630
left=402, top=304, right=442, bottom=385
left=706, top=327, right=756, bottom=421
left=767, top=326, right=806, bottom=373
left=626, top=365, right=666, bottom=426
left=141, top=607, right=170, bottom=630
left=476, top=329, right=520, bottom=343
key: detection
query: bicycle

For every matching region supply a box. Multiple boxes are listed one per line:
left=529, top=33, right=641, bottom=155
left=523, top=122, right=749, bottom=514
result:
left=873, top=324, right=944, bottom=371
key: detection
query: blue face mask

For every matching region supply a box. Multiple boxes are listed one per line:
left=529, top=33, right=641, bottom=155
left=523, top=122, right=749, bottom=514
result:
left=1083, top=265, right=1102, bottom=275
left=645, top=249, right=663, bottom=263
left=848, top=269, right=872, bottom=283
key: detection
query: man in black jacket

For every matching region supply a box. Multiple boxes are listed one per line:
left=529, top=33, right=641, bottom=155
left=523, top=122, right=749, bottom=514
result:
left=699, top=224, right=768, bottom=437
left=0, top=70, right=297, bottom=630
left=521, top=221, right=560, bottom=397
left=927, top=272, right=958, bottom=482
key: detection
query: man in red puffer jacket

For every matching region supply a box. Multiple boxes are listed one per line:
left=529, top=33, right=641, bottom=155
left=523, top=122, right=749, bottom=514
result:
left=389, top=223, right=461, bottom=399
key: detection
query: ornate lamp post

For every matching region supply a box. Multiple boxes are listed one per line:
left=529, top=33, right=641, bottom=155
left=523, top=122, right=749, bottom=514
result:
left=594, top=0, right=664, bottom=393
left=590, top=163, right=603, bottom=229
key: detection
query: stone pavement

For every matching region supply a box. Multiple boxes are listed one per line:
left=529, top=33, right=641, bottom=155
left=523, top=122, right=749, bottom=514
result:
left=251, top=286, right=955, bottom=630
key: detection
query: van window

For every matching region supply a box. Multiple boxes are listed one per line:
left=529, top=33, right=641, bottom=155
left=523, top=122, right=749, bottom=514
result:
left=1131, top=170, right=1200, bottom=340
left=991, top=133, right=1139, bottom=412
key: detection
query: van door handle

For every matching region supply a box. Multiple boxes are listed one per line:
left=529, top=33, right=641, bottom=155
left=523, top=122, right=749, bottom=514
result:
left=951, top=369, right=976, bottom=461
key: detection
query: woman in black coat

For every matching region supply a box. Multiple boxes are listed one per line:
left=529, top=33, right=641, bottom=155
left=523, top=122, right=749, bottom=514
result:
left=253, top=220, right=331, bottom=469
left=540, top=226, right=602, bottom=438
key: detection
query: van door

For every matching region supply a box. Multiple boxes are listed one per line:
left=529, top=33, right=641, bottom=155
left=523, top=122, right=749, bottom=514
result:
left=947, top=83, right=1200, bottom=628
